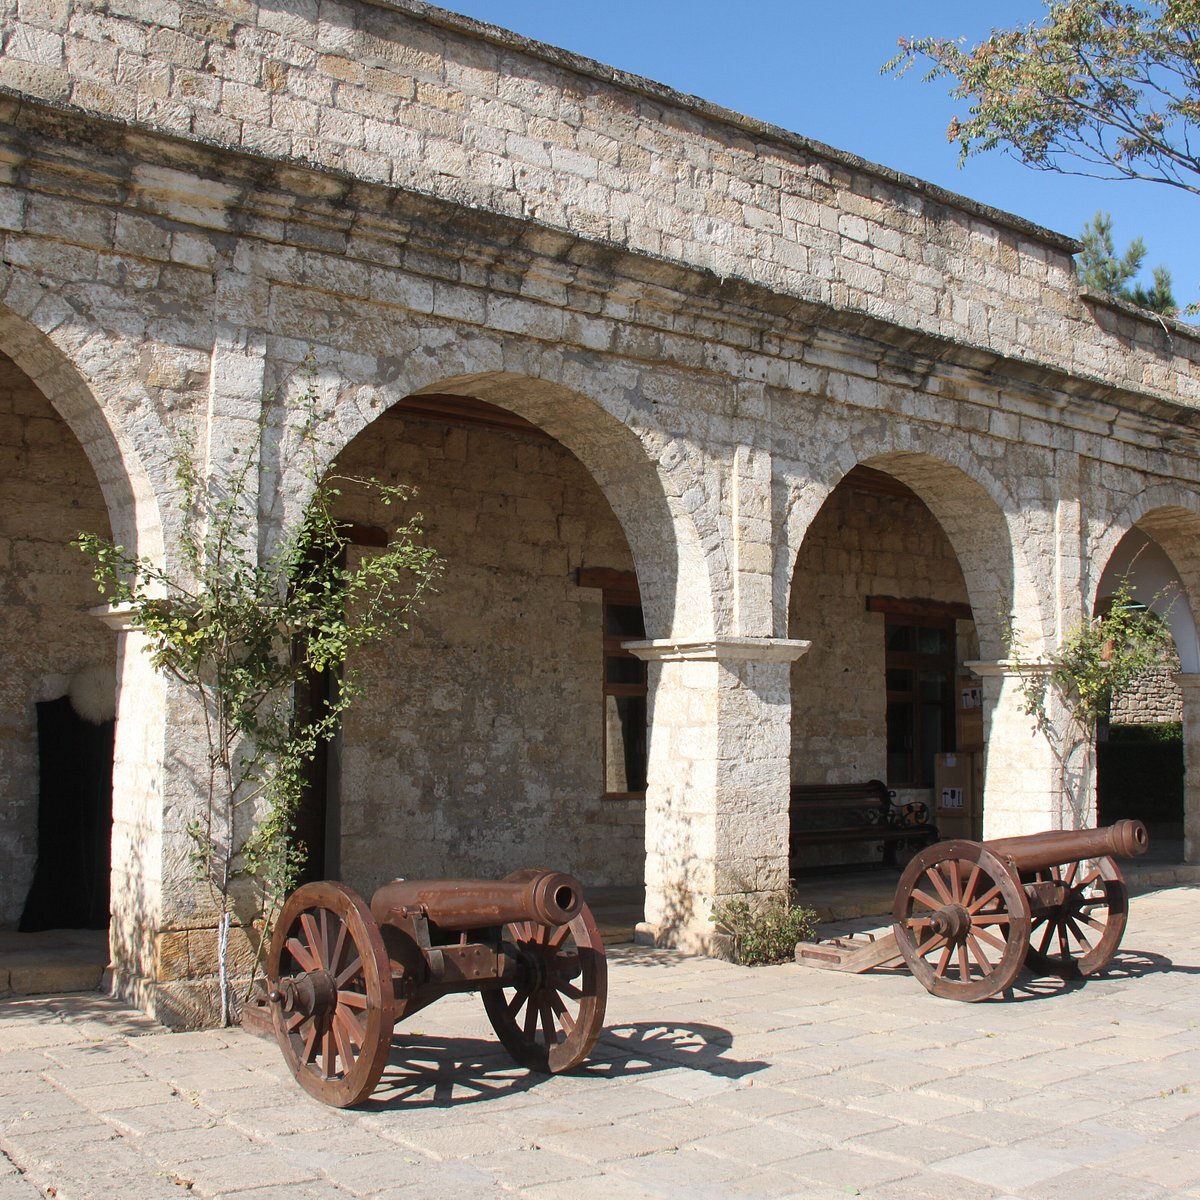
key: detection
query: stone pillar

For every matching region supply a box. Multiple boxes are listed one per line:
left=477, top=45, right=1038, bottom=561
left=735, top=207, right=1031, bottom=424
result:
left=625, top=637, right=809, bottom=953
left=967, top=660, right=1095, bottom=838
left=97, top=606, right=244, bottom=1029
left=101, top=611, right=166, bottom=1013
left=1175, top=673, right=1200, bottom=863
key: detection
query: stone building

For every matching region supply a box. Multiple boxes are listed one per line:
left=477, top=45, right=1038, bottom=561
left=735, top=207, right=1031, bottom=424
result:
left=1, top=0, right=1198, bottom=1024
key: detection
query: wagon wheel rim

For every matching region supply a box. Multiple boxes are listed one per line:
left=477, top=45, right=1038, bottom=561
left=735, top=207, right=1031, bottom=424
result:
left=1023, top=856, right=1128, bottom=979
left=482, top=902, right=607, bottom=1073
left=267, top=881, right=395, bottom=1108
left=892, top=841, right=1030, bottom=1002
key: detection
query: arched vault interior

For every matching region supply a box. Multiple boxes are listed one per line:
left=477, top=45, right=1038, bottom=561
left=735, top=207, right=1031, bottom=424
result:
left=1098, top=521, right=1200, bottom=673
left=305, top=381, right=685, bottom=899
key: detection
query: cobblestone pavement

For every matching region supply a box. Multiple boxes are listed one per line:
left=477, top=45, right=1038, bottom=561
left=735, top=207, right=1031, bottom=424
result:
left=1, top=885, right=1198, bottom=1200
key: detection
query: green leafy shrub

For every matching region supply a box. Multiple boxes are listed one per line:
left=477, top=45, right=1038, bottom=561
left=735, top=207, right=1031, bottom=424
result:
left=710, top=891, right=817, bottom=966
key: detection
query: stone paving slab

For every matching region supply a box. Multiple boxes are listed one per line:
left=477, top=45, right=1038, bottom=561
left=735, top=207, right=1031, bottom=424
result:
left=1, top=884, right=1198, bottom=1199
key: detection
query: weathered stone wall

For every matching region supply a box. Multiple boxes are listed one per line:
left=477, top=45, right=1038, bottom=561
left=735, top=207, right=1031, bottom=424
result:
left=1, top=0, right=1199, bottom=1013
left=331, top=407, right=643, bottom=895
left=4, top=0, right=1198, bottom=411
left=789, top=481, right=976, bottom=784
left=1111, top=664, right=1183, bottom=726
left=0, top=353, right=114, bottom=926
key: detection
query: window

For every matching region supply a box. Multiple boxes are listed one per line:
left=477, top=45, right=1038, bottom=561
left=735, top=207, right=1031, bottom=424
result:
left=579, top=569, right=647, bottom=796
left=868, top=597, right=968, bottom=788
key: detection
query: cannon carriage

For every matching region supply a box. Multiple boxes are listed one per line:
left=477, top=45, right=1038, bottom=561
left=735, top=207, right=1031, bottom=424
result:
left=797, top=819, right=1149, bottom=1001
left=267, top=868, right=607, bottom=1107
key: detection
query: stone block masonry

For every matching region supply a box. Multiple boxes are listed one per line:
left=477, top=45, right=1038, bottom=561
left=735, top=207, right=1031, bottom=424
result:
left=2, top=0, right=1199, bottom=410
left=0, top=1, right=1199, bottom=1020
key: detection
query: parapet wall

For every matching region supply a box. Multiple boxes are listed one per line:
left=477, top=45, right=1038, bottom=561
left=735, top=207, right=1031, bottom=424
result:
left=2, top=0, right=1198, bottom=412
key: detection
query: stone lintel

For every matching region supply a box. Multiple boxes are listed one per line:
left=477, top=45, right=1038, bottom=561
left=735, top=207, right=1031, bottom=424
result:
left=624, top=637, right=811, bottom=664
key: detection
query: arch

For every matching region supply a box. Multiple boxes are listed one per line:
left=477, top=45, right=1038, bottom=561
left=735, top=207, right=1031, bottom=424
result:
left=0, top=286, right=164, bottom=561
left=1095, top=525, right=1198, bottom=672
left=306, top=370, right=695, bottom=900
left=0, top=281, right=172, bottom=980
left=782, top=440, right=1044, bottom=658
left=1091, top=500, right=1200, bottom=865
left=783, top=438, right=1048, bottom=861
left=1089, top=488, right=1200, bottom=665
left=0, top=348, right=120, bottom=928
left=267, top=362, right=721, bottom=643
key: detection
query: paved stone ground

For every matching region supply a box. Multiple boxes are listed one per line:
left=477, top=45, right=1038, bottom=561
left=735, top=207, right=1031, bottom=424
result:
left=1, top=886, right=1198, bottom=1200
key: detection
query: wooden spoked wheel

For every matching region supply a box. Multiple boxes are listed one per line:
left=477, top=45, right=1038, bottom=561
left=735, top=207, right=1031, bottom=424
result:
left=893, top=841, right=1031, bottom=1002
left=482, top=903, right=607, bottom=1073
left=267, top=881, right=396, bottom=1108
left=1023, top=856, right=1129, bottom=979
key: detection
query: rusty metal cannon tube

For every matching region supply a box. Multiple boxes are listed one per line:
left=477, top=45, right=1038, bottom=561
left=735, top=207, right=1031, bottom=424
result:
left=983, top=819, right=1148, bottom=874
left=370, top=868, right=584, bottom=933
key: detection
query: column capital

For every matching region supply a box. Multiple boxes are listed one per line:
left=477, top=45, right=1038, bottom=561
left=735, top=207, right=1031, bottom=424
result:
left=964, top=658, right=1054, bottom=678
left=90, top=602, right=138, bottom=632
left=624, top=636, right=811, bottom=664
left=1173, top=672, right=1200, bottom=691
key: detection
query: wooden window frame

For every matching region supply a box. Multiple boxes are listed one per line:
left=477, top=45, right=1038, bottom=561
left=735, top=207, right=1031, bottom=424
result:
left=579, top=568, right=647, bottom=800
left=870, top=598, right=963, bottom=790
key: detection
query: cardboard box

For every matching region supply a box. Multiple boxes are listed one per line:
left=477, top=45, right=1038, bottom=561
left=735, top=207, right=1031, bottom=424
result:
left=956, top=674, right=984, bottom=751
left=935, top=751, right=975, bottom=840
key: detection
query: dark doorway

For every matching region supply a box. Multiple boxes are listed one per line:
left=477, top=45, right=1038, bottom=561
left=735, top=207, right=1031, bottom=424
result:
left=20, top=697, right=114, bottom=931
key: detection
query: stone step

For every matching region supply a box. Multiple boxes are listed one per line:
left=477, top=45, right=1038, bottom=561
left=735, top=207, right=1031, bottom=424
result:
left=0, top=929, right=109, bottom=997
left=1125, top=862, right=1200, bottom=888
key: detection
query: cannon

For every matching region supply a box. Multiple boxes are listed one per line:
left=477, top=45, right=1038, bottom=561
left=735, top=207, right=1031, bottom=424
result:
left=266, top=868, right=607, bottom=1107
left=796, top=820, right=1148, bottom=1002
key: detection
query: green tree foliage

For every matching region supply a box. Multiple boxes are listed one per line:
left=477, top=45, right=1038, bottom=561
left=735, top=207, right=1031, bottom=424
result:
left=77, top=370, right=441, bottom=1023
left=1077, top=210, right=1178, bottom=312
left=886, top=2, right=1200, bottom=194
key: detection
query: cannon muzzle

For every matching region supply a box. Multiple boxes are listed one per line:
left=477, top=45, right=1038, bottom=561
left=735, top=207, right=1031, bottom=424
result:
left=983, top=818, right=1148, bottom=875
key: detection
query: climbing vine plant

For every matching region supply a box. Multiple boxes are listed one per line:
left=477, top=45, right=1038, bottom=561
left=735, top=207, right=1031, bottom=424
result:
left=77, top=375, right=441, bottom=1024
left=1004, top=576, right=1176, bottom=825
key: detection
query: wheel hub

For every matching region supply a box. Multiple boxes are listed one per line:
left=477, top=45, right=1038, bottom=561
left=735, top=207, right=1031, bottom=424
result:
left=929, top=904, right=973, bottom=944
left=270, top=970, right=338, bottom=1019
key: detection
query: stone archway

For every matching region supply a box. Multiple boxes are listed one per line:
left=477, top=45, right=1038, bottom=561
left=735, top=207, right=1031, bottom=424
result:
left=0, top=350, right=119, bottom=930
left=784, top=445, right=1047, bottom=869
left=267, top=364, right=728, bottom=947
left=1092, top=504, right=1200, bottom=864
left=787, top=462, right=986, bottom=867
left=320, top=390, right=651, bottom=899
left=0, top=296, right=171, bottom=1015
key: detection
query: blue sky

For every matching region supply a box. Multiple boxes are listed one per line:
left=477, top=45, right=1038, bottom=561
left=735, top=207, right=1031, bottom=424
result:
left=438, top=1, right=1198, bottom=307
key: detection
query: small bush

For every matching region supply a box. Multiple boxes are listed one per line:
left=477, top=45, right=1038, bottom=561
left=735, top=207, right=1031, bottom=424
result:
left=710, top=890, right=817, bottom=965
left=1108, top=721, right=1182, bottom=744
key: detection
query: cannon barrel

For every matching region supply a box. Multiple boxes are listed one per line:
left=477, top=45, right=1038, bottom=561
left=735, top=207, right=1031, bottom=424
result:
left=983, top=819, right=1148, bottom=875
left=370, top=867, right=584, bottom=933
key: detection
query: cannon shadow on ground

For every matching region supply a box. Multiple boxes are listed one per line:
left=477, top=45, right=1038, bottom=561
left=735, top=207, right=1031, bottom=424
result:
left=365, top=1020, right=767, bottom=1111
left=830, top=943, right=1200, bottom=1005
left=939, top=947, right=1200, bottom=1005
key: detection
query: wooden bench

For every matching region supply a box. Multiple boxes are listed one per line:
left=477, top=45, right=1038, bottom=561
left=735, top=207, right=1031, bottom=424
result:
left=789, top=779, right=939, bottom=870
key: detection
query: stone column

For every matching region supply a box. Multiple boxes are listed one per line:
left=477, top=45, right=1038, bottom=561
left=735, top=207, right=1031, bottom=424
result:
left=97, top=606, right=253, bottom=1029
left=625, top=637, right=809, bottom=953
left=967, top=660, right=1094, bottom=838
left=1175, top=673, right=1200, bottom=863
